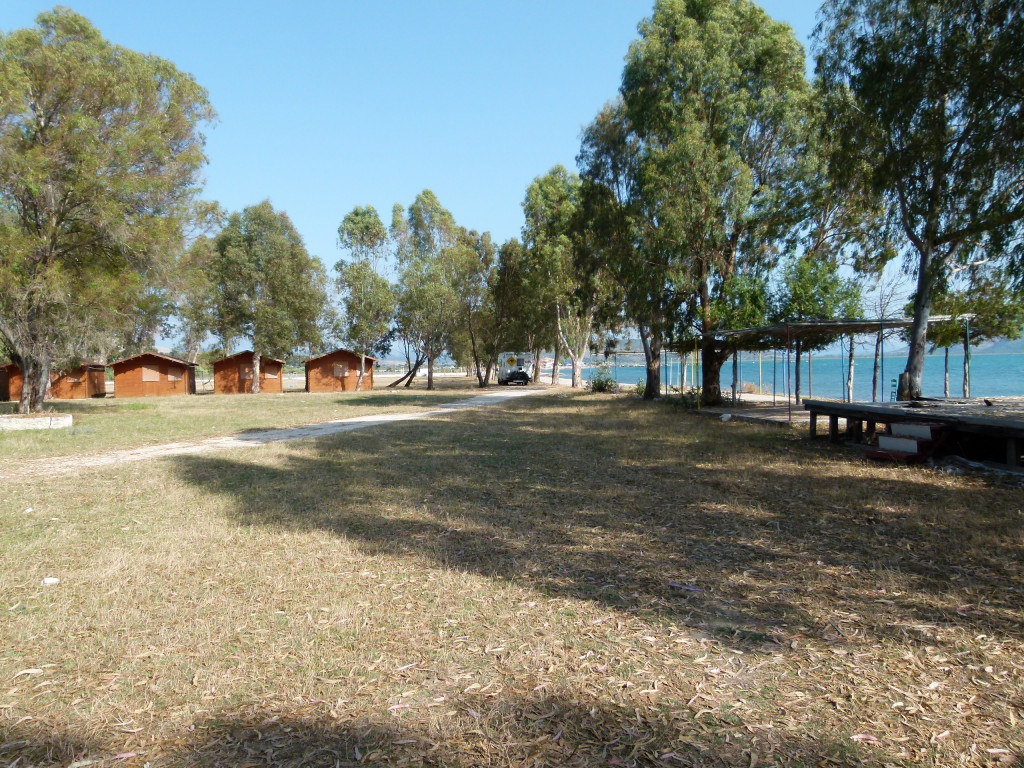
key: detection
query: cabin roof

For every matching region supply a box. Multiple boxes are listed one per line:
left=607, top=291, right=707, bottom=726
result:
left=213, top=350, right=286, bottom=366
left=111, top=352, right=196, bottom=368
left=305, top=348, right=378, bottom=365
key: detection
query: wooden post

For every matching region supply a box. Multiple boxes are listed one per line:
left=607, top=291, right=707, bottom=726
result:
left=829, top=414, right=840, bottom=442
left=809, top=412, right=818, bottom=439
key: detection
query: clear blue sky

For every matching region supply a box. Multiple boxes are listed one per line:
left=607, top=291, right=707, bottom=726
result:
left=4, top=1, right=820, bottom=272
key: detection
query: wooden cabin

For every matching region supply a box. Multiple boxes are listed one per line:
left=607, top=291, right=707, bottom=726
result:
left=111, top=353, right=196, bottom=398
left=212, top=350, right=285, bottom=394
left=305, top=349, right=375, bottom=392
left=0, top=362, right=106, bottom=401
left=0, top=363, right=20, bottom=402
left=50, top=363, right=107, bottom=399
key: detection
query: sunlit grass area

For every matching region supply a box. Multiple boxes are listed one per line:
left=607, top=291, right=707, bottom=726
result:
left=0, top=376, right=488, bottom=465
left=1, top=391, right=1021, bottom=767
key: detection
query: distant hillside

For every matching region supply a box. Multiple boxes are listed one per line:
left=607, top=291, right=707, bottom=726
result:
left=974, top=336, right=1024, bottom=354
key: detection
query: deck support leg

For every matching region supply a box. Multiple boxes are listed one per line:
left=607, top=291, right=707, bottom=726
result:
left=829, top=415, right=840, bottom=443
left=866, top=420, right=876, bottom=441
left=847, top=419, right=863, bottom=443
left=1007, top=437, right=1020, bottom=468
left=809, top=412, right=818, bottom=439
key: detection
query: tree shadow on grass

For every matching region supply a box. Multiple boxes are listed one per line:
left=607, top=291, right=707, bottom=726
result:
left=170, top=395, right=1024, bottom=646
left=0, top=689, right=896, bottom=767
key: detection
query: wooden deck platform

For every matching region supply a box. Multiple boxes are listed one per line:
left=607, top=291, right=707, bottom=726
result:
left=803, top=397, right=1024, bottom=468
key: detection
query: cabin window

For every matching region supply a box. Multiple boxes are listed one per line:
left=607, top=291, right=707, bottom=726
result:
left=142, top=364, right=160, bottom=382
left=167, top=368, right=182, bottom=382
left=240, top=364, right=253, bottom=380
left=333, top=363, right=347, bottom=378
left=66, top=373, right=83, bottom=383
left=265, top=366, right=279, bottom=379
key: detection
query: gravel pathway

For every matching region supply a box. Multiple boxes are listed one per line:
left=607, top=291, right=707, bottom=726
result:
left=1, top=387, right=545, bottom=480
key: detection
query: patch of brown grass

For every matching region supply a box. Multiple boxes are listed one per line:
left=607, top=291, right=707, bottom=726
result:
left=1, top=391, right=1021, bottom=767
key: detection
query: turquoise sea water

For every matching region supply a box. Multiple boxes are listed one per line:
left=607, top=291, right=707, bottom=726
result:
left=559, top=351, right=1024, bottom=400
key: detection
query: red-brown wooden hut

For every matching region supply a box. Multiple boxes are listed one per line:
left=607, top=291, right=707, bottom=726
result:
left=50, top=363, right=107, bottom=399
left=0, top=363, right=20, bottom=402
left=0, top=362, right=107, bottom=401
left=111, top=353, right=196, bottom=398
left=212, top=351, right=285, bottom=394
left=305, top=349, right=375, bottom=392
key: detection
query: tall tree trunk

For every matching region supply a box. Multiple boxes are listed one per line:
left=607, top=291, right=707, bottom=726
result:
left=793, top=340, right=803, bottom=404
left=531, top=344, right=542, bottom=383
left=426, top=356, right=435, bottom=390
left=944, top=346, right=950, bottom=397
left=20, top=356, right=51, bottom=414
left=638, top=323, right=662, bottom=399
left=872, top=331, right=882, bottom=402
left=846, top=335, right=855, bottom=402
left=356, top=354, right=366, bottom=391
left=901, top=246, right=936, bottom=400
left=700, top=338, right=728, bottom=405
left=389, top=354, right=425, bottom=388
left=731, top=350, right=738, bottom=404
left=251, top=351, right=262, bottom=394
left=467, top=314, right=486, bottom=387
left=550, top=337, right=561, bottom=385
left=962, top=334, right=971, bottom=398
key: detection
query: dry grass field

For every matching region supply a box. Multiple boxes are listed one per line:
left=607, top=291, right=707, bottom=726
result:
left=1, top=390, right=1022, bottom=767
left=0, top=377, right=474, bottom=465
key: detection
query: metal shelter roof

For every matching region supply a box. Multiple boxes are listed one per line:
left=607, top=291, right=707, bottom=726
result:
left=701, top=314, right=973, bottom=349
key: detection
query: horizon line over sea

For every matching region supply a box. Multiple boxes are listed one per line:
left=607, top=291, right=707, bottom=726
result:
left=555, top=350, right=1024, bottom=400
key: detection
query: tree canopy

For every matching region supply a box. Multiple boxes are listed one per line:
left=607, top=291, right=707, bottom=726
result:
left=815, top=0, right=1024, bottom=398
left=0, top=8, right=214, bottom=411
left=211, top=201, right=326, bottom=392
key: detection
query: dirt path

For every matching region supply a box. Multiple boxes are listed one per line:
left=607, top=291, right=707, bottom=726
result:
left=1, top=387, right=545, bottom=480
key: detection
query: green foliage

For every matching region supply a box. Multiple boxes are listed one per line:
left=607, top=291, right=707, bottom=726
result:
left=675, top=387, right=704, bottom=409
left=392, top=191, right=464, bottom=389
left=815, top=0, right=1024, bottom=397
left=0, top=8, right=214, bottom=411
left=523, top=166, right=611, bottom=387
left=586, top=364, right=619, bottom=393
left=581, top=0, right=812, bottom=403
left=927, top=266, right=1024, bottom=350
left=211, top=201, right=326, bottom=367
left=336, top=205, right=396, bottom=382
left=338, top=205, right=389, bottom=268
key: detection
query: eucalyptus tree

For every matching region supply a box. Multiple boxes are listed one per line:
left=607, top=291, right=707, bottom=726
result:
left=581, top=0, right=812, bottom=403
left=772, top=255, right=861, bottom=403
left=0, top=9, right=214, bottom=412
left=629, top=0, right=811, bottom=404
left=578, top=101, right=675, bottom=399
left=816, top=0, right=1024, bottom=399
left=336, top=205, right=395, bottom=390
left=447, top=229, right=501, bottom=386
left=522, top=166, right=611, bottom=388
left=491, top=238, right=536, bottom=357
left=211, top=201, right=326, bottom=392
left=392, top=191, right=461, bottom=390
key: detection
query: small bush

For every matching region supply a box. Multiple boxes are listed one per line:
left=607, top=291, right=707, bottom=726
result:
left=633, top=378, right=646, bottom=397
left=587, top=366, right=619, bottom=393
left=676, top=387, right=703, bottom=408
